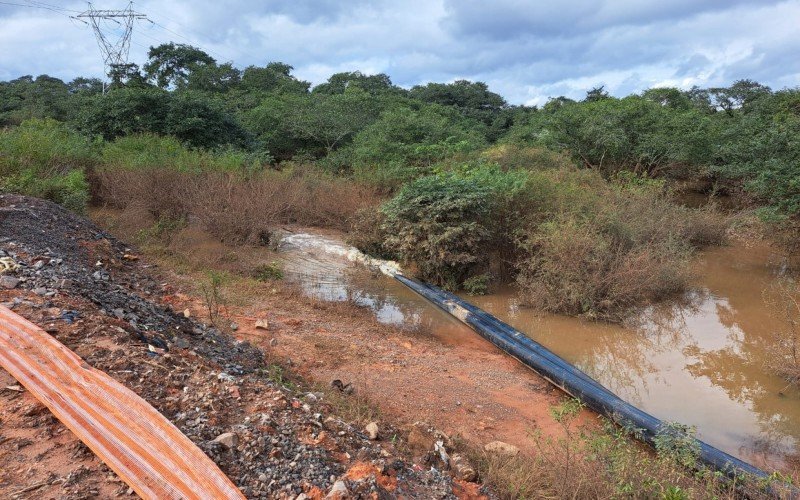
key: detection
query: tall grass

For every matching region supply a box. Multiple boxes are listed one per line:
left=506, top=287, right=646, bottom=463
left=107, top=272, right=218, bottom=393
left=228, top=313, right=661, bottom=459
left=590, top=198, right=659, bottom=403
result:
left=469, top=400, right=777, bottom=499
left=100, top=134, right=266, bottom=174
left=0, top=118, right=97, bottom=211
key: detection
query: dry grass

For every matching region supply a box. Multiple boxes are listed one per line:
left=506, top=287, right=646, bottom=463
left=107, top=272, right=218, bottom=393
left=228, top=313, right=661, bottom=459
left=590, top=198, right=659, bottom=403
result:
left=465, top=400, right=775, bottom=500
left=94, top=166, right=383, bottom=244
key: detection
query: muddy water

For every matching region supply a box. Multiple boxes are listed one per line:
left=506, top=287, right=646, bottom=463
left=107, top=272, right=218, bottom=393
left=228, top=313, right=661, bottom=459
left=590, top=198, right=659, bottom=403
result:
left=278, top=235, right=798, bottom=468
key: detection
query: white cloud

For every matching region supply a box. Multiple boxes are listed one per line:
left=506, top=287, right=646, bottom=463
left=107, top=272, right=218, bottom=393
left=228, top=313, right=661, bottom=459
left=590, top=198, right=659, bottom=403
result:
left=0, top=0, right=797, bottom=103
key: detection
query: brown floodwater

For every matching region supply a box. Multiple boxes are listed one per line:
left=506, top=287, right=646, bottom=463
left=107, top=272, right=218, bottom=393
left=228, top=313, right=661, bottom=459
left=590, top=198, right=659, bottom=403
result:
left=278, top=234, right=798, bottom=469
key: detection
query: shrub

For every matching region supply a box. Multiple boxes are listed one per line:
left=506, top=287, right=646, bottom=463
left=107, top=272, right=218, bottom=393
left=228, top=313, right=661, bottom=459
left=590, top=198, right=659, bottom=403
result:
left=0, top=118, right=96, bottom=211
left=95, top=162, right=382, bottom=244
left=252, top=262, right=283, bottom=281
left=380, top=166, right=524, bottom=289
left=765, top=278, right=800, bottom=387
left=515, top=171, right=726, bottom=321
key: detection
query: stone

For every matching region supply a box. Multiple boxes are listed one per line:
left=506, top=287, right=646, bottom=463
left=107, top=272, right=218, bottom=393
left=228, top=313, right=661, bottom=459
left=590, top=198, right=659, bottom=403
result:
left=230, top=322, right=239, bottom=331
left=0, top=275, right=20, bottom=289
left=33, top=287, right=48, bottom=296
left=183, top=309, right=191, bottom=318
left=325, top=480, right=348, bottom=499
left=365, top=422, right=379, bottom=440
left=255, top=318, right=269, bottom=330
left=451, top=453, right=477, bottom=482
left=407, top=422, right=437, bottom=455
left=213, top=432, right=238, bottom=450
left=483, top=440, right=520, bottom=456
left=269, top=338, right=278, bottom=347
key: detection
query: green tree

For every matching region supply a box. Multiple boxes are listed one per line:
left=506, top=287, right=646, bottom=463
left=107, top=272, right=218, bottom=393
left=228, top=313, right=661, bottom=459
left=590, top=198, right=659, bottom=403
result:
left=144, top=43, right=216, bottom=89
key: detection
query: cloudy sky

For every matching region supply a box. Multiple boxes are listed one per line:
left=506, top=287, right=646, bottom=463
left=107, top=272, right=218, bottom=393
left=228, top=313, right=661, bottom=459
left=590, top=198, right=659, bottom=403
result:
left=1, top=0, right=798, bottom=105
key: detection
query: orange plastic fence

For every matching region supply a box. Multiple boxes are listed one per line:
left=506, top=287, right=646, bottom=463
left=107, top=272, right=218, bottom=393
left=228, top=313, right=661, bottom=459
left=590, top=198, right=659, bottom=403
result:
left=0, top=305, right=245, bottom=500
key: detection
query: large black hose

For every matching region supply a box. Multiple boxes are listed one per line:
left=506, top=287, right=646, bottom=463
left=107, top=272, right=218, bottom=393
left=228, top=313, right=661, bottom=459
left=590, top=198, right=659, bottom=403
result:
left=393, top=274, right=784, bottom=487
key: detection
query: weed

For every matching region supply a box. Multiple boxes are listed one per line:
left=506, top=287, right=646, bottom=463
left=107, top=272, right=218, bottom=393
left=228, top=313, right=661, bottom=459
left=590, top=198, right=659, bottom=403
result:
left=199, top=270, right=228, bottom=326
left=252, top=262, right=284, bottom=281
left=463, top=274, right=490, bottom=295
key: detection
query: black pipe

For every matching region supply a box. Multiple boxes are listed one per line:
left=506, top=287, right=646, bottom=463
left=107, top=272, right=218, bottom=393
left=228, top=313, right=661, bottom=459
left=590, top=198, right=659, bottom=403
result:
left=394, top=274, right=785, bottom=487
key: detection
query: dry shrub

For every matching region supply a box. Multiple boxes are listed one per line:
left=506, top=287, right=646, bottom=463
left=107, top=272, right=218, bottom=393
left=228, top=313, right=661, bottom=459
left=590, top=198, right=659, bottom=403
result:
left=517, top=185, right=727, bottom=322
left=95, top=166, right=382, bottom=244
left=766, top=278, right=800, bottom=387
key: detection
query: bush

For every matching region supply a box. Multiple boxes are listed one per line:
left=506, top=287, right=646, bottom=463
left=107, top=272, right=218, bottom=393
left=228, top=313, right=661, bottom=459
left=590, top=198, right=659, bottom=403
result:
left=0, top=118, right=96, bottom=211
left=515, top=176, right=726, bottom=321
left=380, top=165, right=525, bottom=289
left=95, top=162, right=382, bottom=244
left=252, top=262, right=283, bottom=281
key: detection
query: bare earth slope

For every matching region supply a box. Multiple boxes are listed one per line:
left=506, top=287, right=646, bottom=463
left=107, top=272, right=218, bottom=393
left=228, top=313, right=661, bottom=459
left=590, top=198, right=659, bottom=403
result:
left=0, top=195, right=465, bottom=499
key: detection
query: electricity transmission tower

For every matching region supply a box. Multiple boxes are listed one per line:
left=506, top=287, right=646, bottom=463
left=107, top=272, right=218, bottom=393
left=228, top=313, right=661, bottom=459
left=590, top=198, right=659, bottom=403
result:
left=74, top=2, right=149, bottom=90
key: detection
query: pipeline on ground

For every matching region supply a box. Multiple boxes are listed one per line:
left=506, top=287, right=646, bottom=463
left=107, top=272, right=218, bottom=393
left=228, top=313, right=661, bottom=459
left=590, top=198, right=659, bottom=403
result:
left=393, top=274, right=794, bottom=495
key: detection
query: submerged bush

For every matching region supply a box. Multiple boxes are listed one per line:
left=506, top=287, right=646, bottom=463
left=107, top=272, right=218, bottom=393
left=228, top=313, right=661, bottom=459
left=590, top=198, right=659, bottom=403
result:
left=515, top=175, right=726, bottom=321
left=0, top=118, right=96, bottom=211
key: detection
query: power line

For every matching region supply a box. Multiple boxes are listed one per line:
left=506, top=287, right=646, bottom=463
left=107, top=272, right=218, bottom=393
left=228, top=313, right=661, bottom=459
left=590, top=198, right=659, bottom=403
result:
left=73, top=2, right=148, bottom=88
left=0, top=0, right=72, bottom=16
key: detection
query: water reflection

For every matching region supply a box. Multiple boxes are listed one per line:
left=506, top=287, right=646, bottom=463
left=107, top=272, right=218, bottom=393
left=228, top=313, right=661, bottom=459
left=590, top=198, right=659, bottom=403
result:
left=278, top=236, right=800, bottom=467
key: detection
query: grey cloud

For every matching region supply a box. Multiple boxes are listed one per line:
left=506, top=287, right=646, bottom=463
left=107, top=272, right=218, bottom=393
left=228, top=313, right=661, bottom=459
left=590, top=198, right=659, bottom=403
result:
left=0, top=0, right=798, bottom=104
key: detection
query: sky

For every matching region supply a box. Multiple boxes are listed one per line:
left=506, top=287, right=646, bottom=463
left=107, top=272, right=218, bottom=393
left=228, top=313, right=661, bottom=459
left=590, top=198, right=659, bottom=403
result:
left=1, top=0, right=798, bottom=105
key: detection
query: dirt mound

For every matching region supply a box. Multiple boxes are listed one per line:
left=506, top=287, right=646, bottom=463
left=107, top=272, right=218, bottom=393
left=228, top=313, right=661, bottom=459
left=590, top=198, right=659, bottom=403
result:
left=0, top=195, right=464, bottom=499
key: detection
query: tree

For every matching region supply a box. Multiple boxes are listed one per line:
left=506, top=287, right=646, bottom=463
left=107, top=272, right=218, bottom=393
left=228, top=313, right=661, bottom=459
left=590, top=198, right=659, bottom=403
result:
left=313, top=71, right=399, bottom=96
left=143, top=43, right=215, bottom=89
left=185, top=62, right=241, bottom=93
left=709, top=79, right=772, bottom=114
left=67, top=77, right=104, bottom=95
left=238, top=62, right=310, bottom=94
left=584, top=85, right=610, bottom=102
left=290, top=88, right=381, bottom=154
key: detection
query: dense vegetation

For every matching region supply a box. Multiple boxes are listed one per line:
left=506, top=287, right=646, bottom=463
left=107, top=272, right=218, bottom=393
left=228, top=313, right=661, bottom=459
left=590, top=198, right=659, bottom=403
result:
left=1, top=42, right=797, bottom=320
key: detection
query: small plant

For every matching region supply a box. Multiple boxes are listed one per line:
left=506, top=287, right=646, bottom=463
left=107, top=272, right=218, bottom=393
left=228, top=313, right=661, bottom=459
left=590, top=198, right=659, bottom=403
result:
left=463, top=274, right=490, bottom=295
left=654, top=422, right=701, bottom=468
left=199, top=270, right=227, bottom=326
left=252, top=262, right=284, bottom=281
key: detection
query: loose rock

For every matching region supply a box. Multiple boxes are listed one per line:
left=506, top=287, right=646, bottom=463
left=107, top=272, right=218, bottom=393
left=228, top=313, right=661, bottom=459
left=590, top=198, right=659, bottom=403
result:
left=484, top=440, right=520, bottom=456
left=365, top=422, right=379, bottom=440
left=213, top=432, right=239, bottom=450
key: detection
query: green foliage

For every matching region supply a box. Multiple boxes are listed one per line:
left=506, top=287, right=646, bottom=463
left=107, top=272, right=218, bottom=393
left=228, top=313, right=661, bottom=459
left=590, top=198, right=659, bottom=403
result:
left=506, top=95, right=717, bottom=176
left=1, top=168, right=89, bottom=213
left=380, top=165, right=524, bottom=288
left=144, top=43, right=216, bottom=89
left=714, top=89, right=800, bottom=218
left=79, top=87, right=248, bottom=149
left=463, top=274, right=490, bottom=295
left=654, top=423, right=701, bottom=469
left=252, top=262, right=284, bottom=281
left=0, top=118, right=96, bottom=211
left=99, top=134, right=263, bottom=173
left=343, top=104, right=487, bottom=188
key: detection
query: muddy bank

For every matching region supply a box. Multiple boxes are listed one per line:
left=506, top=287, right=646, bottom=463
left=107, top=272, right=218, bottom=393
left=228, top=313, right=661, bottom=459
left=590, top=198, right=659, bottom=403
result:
left=274, top=229, right=800, bottom=471
left=0, top=196, right=466, bottom=499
